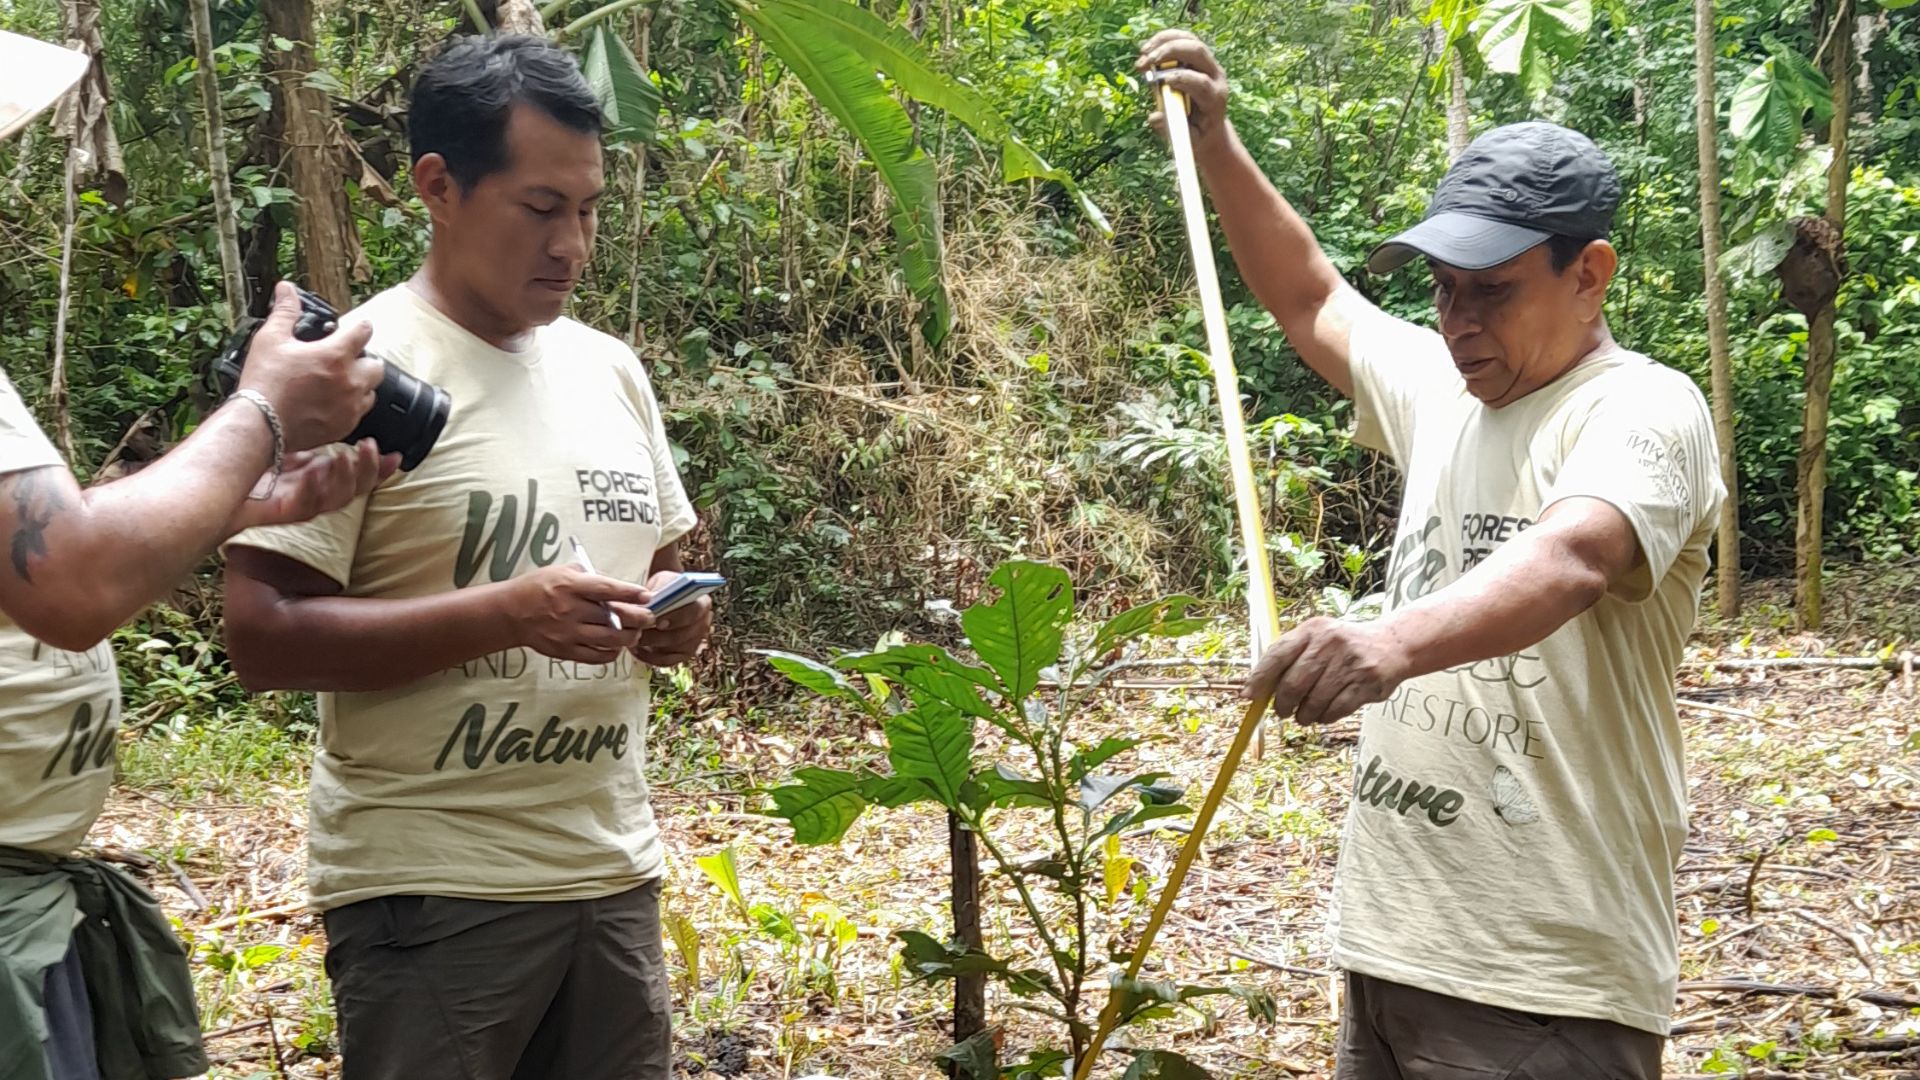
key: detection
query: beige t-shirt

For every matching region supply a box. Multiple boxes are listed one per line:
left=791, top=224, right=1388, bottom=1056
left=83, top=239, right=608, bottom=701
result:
left=232, top=285, right=696, bottom=910
left=1331, top=309, right=1723, bottom=1035
left=0, top=372, right=123, bottom=854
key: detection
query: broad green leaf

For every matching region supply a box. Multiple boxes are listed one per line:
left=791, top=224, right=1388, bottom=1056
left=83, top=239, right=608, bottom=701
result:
left=763, top=0, right=1000, bottom=132
left=733, top=0, right=949, bottom=346
left=1111, top=976, right=1277, bottom=1028
left=982, top=763, right=1052, bottom=808
left=240, top=944, right=286, bottom=968
left=579, top=23, right=660, bottom=147
left=1079, top=772, right=1169, bottom=814
left=765, top=767, right=871, bottom=844
left=695, top=846, right=749, bottom=921
left=859, top=770, right=936, bottom=808
left=1071, top=736, right=1144, bottom=780
left=760, top=650, right=858, bottom=700
left=962, top=561, right=1073, bottom=703
left=1120, top=1049, right=1210, bottom=1080
left=935, top=1028, right=998, bottom=1080
left=886, top=706, right=974, bottom=809
left=752, top=902, right=801, bottom=946
left=1090, top=803, right=1192, bottom=847
left=838, top=645, right=998, bottom=718
left=1089, top=594, right=1206, bottom=660
left=1879, top=0, right=1917, bottom=8
left=756, top=0, right=1108, bottom=235
left=1474, top=0, right=1591, bottom=97
left=663, top=909, right=701, bottom=989
left=1729, top=55, right=1829, bottom=163
left=895, top=929, right=954, bottom=970
left=1001, top=136, right=1113, bottom=236
left=1008, top=1049, right=1071, bottom=1080
left=1722, top=221, right=1795, bottom=281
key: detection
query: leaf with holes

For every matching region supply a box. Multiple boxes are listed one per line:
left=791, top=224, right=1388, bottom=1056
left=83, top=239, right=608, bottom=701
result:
left=962, top=561, right=1074, bottom=704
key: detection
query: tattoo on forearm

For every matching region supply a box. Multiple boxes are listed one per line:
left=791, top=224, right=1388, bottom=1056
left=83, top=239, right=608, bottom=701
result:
left=4, top=469, right=66, bottom=583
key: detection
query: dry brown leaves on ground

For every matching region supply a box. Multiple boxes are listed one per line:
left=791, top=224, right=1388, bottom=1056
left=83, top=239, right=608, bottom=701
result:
left=95, top=635, right=1917, bottom=1079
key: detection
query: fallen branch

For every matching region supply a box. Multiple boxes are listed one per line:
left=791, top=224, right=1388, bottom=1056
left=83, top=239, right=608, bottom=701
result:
left=1789, top=907, right=1878, bottom=979
left=1842, top=1034, right=1920, bottom=1052
left=167, top=859, right=209, bottom=912
left=198, top=900, right=308, bottom=933
left=1683, top=654, right=1912, bottom=672
left=202, top=1018, right=271, bottom=1041
left=1678, top=978, right=1920, bottom=1009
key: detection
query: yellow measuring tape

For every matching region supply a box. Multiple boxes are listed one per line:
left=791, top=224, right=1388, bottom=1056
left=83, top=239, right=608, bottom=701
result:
left=1158, top=69, right=1283, bottom=671
left=1070, top=695, right=1270, bottom=1080
left=1068, top=69, right=1287, bottom=1080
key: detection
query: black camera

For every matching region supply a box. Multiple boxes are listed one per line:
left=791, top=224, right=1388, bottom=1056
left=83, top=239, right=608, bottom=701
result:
left=214, top=286, right=451, bottom=472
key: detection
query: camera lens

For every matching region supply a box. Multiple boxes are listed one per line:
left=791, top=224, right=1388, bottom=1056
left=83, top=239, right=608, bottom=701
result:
left=347, top=359, right=452, bottom=472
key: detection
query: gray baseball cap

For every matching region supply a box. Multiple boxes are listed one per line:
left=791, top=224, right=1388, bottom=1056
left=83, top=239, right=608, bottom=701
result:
left=1367, top=122, right=1622, bottom=275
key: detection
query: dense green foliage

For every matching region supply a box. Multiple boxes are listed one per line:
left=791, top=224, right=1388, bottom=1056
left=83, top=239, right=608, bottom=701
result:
left=2, top=0, right=1916, bottom=659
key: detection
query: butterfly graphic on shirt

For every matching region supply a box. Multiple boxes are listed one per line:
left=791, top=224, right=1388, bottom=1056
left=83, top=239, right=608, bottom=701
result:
left=1491, top=764, right=1541, bottom=826
left=1448, top=652, right=1548, bottom=690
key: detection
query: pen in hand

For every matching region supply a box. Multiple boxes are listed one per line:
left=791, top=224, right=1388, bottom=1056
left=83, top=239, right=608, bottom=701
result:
left=568, top=536, right=624, bottom=632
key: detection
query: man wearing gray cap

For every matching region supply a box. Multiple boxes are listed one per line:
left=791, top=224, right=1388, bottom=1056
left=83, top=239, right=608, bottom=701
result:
left=0, top=30, right=391, bottom=1080
left=1139, top=31, right=1722, bottom=1078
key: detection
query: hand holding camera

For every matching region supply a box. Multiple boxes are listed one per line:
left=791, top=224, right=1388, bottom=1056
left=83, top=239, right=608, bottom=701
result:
left=232, top=283, right=387, bottom=453
left=217, top=282, right=452, bottom=471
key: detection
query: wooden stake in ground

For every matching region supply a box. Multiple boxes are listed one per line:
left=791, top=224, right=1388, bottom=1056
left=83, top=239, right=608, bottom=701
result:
left=1153, top=64, right=1282, bottom=754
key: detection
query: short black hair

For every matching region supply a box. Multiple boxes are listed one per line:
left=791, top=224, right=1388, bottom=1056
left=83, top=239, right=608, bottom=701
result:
left=1546, top=234, right=1593, bottom=273
left=409, top=35, right=602, bottom=190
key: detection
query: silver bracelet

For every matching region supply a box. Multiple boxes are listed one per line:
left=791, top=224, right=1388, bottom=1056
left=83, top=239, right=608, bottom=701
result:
left=231, top=389, right=284, bottom=499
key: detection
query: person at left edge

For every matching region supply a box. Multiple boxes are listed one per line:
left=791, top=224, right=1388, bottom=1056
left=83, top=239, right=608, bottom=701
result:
left=0, top=30, right=397, bottom=1080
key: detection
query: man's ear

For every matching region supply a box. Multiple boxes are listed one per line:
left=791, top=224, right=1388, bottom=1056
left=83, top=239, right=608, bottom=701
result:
left=413, top=153, right=459, bottom=226
left=1575, top=240, right=1618, bottom=320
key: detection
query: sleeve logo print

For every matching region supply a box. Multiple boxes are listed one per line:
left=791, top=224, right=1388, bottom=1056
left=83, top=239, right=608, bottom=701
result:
left=1490, top=765, right=1541, bottom=826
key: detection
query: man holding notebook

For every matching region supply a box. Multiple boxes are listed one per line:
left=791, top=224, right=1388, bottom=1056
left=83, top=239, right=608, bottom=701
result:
left=222, top=35, right=711, bottom=1080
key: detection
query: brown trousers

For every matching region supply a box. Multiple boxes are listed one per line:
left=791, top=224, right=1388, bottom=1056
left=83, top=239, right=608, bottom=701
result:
left=322, top=880, right=672, bottom=1080
left=1337, top=972, right=1664, bottom=1080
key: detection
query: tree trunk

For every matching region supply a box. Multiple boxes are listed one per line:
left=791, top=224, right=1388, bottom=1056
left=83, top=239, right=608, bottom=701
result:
left=189, top=0, right=248, bottom=326
left=947, top=813, right=986, bottom=1073
left=626, top=9, right=653, bottom=346
left=1795, top=0, right=1853, bottom=630
left=1447, top=47, right=1470, bottom=161
left=263, top=0, right=356, bottom=310
left=53, top=0, right=126, bottom=206
left=1693, top=0, right=1741, bottom=618
left=493, top=0, right=547, bottom=34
